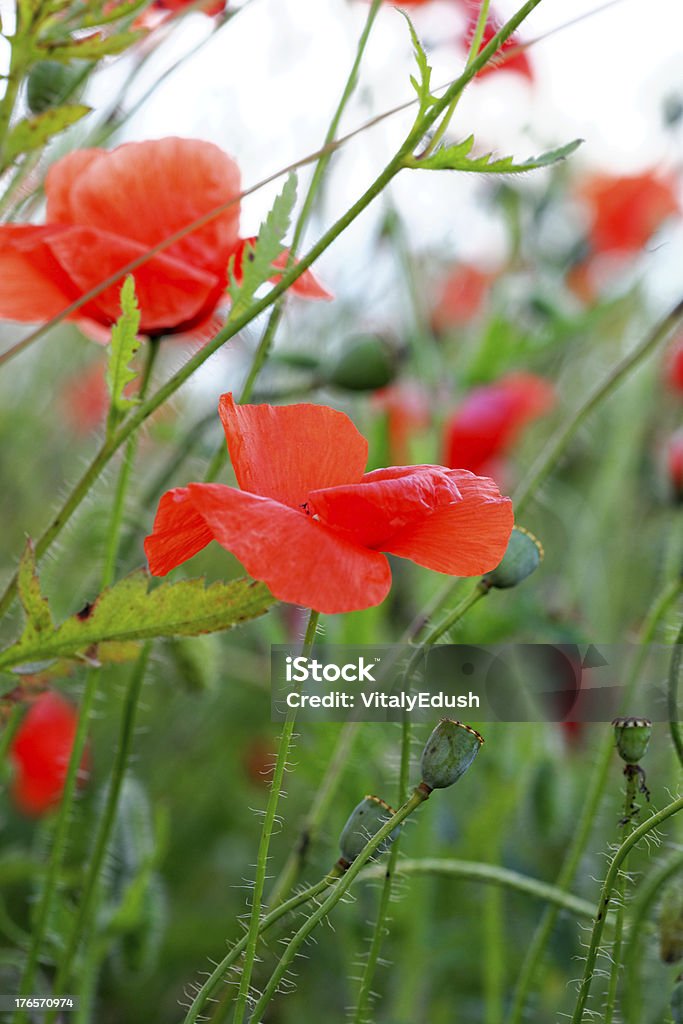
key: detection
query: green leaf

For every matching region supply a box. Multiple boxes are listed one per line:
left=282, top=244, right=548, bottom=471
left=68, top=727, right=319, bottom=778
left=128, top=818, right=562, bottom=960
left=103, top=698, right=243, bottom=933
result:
left=400, top=12, right=436, bottom=117
left=408, top=137, right=583, bottom=174
left=106, top=276, right=142, bottom=427
left=3, top=104, right=90, bottom=164
left=227, top=173, right=298, bottom=321
left=0, top=561, right=276, bottom=674
left=39, top=30, right=142, bottom=61
left=16, top=541, right=54, bottom=644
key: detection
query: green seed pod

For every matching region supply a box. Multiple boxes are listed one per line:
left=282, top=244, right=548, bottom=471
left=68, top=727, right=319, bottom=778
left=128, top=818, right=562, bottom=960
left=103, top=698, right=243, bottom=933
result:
left=420, top=718, right=484, bottom=791
left=338, top=795, right=401, bottom=864
left=481, top=527, right=543, bottom=590
left=325, top=335, right=397, bottom=392
left=612, top=717, right=652, bottom=765
left=672, top=979, right=683, bottom=1024
left=26, top=61, right=83, bottom=114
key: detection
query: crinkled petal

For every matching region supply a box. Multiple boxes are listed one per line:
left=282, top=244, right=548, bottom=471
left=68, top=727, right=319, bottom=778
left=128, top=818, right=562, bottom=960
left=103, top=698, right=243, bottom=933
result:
left=147, top=483, right=392, bottom=613
left=381, top=469, right=514, bottom=577
left=46, top=225, right=223, bottom=332
left=49, top=138, right=241, bottom=277
left=0, top=225, right=79, bottom=322
left=309, top=466, right=462, bottom=548
left=218, top=393, right=367, bottom=508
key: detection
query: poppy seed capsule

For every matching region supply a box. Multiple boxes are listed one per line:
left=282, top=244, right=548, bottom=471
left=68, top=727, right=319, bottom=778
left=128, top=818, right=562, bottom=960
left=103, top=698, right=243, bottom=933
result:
left=325, top=335, right=397, bottom=392
left=420, top=719, right=484, bottom=791
left=671, top=979, right=683, bottom=1024
left=338, top=795, right=401, bottom=864
left=481, top=527, right=543, bottom=590
left=612, top=717, right=652, bottom=764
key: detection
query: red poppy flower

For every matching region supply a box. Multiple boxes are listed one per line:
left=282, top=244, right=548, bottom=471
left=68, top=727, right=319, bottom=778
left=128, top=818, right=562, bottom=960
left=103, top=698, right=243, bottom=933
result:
left=9, top=692, right=89, bottom=817
left=0, top=138, right=330, bottom=341
left=579, top=171, right=680, bottom=255
left=431, top=264, right=493, bottom=335
left=467, top=7, right=533, bottom=82
left=374, top=382, right=431, bottom=465
left=444, top=373, right=555, bottom=475
left=145, top=394, right=513, bottom=613
left=665, top=335, right=683, bottom=392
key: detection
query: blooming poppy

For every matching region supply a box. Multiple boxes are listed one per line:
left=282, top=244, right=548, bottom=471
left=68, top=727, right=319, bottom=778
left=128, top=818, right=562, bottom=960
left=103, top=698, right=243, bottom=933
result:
left=467, top=7, right=533, bottom=82
left=145, top=394, right=513, bottom=613
left=579, top=170, right=679, bottom=255
left=444, top=373, right=555, bottom=475
left=9, top=691, right=89, bottom=817
left=0, top=138, right=330, bottom=341
left=431, top=264, right=494, bottom=335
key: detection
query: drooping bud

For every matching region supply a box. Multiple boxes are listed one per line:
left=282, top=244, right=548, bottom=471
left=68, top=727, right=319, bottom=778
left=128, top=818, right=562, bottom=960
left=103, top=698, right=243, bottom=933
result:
left=324, top=335, right=397, bottom=392
left=612, top=717, right=652, bottom=765
left=420, top=719, right=483, bottom=791
left=481, top=527, right=543, bottom=591
left=338, top=795, right=401, bottom=865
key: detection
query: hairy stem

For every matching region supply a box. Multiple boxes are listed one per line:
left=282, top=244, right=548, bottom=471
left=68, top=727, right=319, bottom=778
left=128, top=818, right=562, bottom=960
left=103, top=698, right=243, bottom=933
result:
left=604, top=769, right=638, bottom=1024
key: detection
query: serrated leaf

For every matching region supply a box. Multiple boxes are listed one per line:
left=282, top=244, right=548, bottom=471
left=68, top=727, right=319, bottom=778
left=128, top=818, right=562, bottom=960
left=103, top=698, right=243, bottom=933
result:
left=106, top=276, right=142, bottom=427
left=227, top=173, right=298, bottom=320
left=3, top=104, right=90, bottom=164
left=400, top=11, right=436, bottom=117
left=409, top=137, right=583, bottom=174
left=16, top=541, right=54, bottom=643
left=39, top=30, right=142, bottom=61
left=0, top=569, right=276, bottom=674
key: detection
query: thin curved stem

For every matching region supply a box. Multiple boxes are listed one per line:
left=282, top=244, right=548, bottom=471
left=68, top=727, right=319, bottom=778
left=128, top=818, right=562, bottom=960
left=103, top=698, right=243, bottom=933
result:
left=604, top=770, right=638, bottom=1024
left=569, top=795, right=683, bottom=1024
left=230, top=608, right=320, bottom=1024
left=669, top=619, right=683, bottom=769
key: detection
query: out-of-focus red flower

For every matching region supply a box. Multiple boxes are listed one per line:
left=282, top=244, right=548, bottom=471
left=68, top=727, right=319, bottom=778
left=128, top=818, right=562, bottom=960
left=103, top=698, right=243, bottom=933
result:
left=133, top=0, right=225, bottom=29
left=9, top=692, right=89, bottom=817
left=0, top=138, right=330, bottom=342
left=145, top=393, right=513, bottom=613
left=431, top=265, right=493, bottom=335
left=665, top=335, right=683, bottom=393
left=579, top=171, right=679, bottom=255
left=467, top=7, right=533, bottom=81
left=374, top=382, right=431, bottom=464
left=60, top=362, right=109, bottom=435
left=561, top=721, right=585, bottom=748
left=668, top=432, right=683, bottom=502
left=444, top=373, right=555, bottom=475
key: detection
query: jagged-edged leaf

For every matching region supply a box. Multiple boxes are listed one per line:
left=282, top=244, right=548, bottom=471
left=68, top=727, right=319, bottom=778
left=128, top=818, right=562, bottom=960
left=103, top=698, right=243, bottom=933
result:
left=227, top=173, right=298, bottom=320
left=39, top=30, right=141, bottom=62
left=3, top=104, right=90, bottom=163
left=400, top=12, right=436, bottom=116
left=16, top=541, right=54, bottom=644
left=0, top=561, right=276, bottom=674
left=408, top=136, right=583, bottom=174
left=107, top=276, right=142, bottom=428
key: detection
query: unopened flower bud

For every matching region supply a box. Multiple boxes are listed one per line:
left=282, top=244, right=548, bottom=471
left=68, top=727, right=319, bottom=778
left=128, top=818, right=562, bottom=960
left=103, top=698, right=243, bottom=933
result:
left=325, top=335, right=397, bottom=392
left=481, top=527, right=543, bottom=590
left=338, top=795, right=401, bottom=865
left=420, top=719, right=483, bottom=791
left=612, top=717, right=652, bottom=765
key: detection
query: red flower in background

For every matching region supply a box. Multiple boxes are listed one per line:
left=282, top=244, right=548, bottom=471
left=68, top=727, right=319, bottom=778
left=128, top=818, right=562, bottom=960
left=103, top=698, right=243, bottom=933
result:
left=665, top=335, right=683, bottom=393
left=132, top=0, right=226, bottom=29
left=467, top=7, right=533, bottom=82
left=668, top=433, right=683, bottom=503
left=444, top=373, right=555, bottom=475
left=374, top=382, right=431, bottom=464
left=0, top=138, right=330, bottom=342
left=579, top=171, right=679, bottom=255
left=9, top=692, right=89, bottom=817
left=145, top=394, right=513, bottom=613
left=431, top=264, right=493, bottom=335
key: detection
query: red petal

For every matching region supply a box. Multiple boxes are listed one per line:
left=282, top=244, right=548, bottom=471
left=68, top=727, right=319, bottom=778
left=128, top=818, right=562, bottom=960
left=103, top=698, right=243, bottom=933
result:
left=378, top=468, right=514, bottom=576
left=47, top=138, right=241, bottom=278
left=144, top=487, right=216, bottom=575
left=218, top=393, right=368, bottom=508
left=155, top=483, right=392, bottom=613
left=232, top=238, right=333, bottom=300
left=46, top=225, right=223, bottom=332
left=309, top=466, right=462, bottom=548
left=10, top=692, right=87, bottom=817
left=0, top=225, right=79, bottom=322
left=580, top=171, right=679, bottom=254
